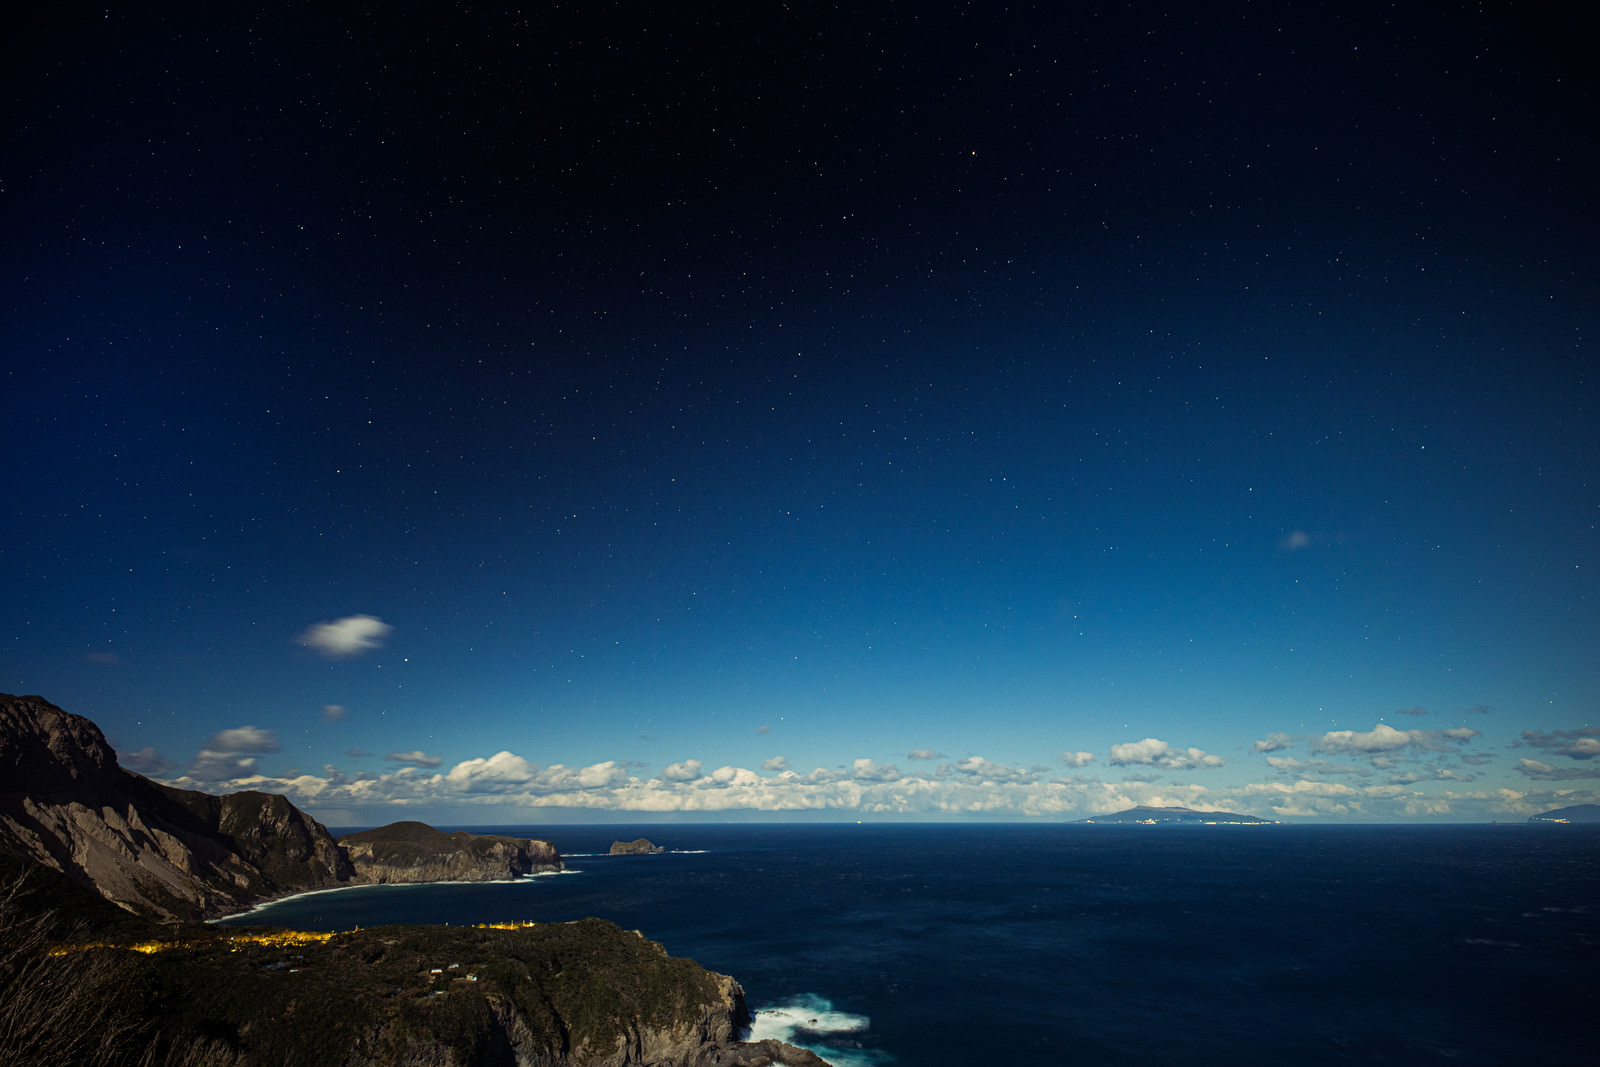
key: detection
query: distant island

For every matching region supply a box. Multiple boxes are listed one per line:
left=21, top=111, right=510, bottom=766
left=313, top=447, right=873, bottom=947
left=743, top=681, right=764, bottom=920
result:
left=1528, top=803, right=1600, bottom=824
left=0, top=694, right=828, bottom=1067
left=1075, top=805, right=1279, bottom=825
left=610, top=836, right=666, bottom=854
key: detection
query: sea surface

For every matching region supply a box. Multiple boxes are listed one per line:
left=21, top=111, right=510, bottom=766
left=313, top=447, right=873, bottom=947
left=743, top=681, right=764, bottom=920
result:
left=218, top=824, right=1597, bottom=1066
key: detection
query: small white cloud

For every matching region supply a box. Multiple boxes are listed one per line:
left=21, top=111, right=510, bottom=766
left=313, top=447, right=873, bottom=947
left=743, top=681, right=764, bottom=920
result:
left=321, top=704, right=346, bottom=721
left=121, top=746, right=174, bottom=775
left=298, top=614, right=392, bottom=657
left=1516, top=728, right=1600, bottom=760
left=208, top=726, right=280, bottom=753
left=1059, top=751, right=1095, bottom=768
left=907, top=749, right=945, bottom=761
left=662, top=759, right=703, bottom=782
left=1514, top=757, right=1600, bottom=781
left=763, top=756, right=791, bottom=771
left=945, top=756, right=1039, bottom=783
left=1312, top=723, right=1479, bottom=757
left=386, top=750, right=443, bottom=769
left=1253, top=732, right=1294, bottom=753
left=848, top=758, right=905, bottom=782
left=189, top=750, right=259, bottom=780
left=1108, top=737, right=1224, bottom=769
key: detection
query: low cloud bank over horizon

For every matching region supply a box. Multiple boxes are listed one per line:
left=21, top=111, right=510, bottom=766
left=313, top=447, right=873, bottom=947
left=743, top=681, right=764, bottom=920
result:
left=148, top=722, right=1594, bottom=825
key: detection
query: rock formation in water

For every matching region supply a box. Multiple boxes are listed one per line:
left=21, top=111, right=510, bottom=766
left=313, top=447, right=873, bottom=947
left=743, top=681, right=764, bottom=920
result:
left=0, top=694, right=352, bottom=919
left=610, top=837, right=666, bottom=854
left=340, top=820, right=564, bottom=882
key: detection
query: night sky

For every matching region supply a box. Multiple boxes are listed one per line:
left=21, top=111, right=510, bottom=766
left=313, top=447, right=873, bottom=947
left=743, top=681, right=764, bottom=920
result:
left=5, top=2, right=1595, bottom=823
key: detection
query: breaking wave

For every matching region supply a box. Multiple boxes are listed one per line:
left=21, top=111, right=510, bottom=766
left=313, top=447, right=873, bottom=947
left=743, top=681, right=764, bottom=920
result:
left=746, top=993, right=891, bottom=1066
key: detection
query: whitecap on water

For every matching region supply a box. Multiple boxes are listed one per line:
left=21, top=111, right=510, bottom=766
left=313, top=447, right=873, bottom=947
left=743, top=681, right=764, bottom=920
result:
left=746, top=993, right=891, bottom=1066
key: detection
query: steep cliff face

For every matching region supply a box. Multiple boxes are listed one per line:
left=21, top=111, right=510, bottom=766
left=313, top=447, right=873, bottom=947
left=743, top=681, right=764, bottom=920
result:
left=0, top=694, right=353, bottom=919
left=340, top=820, right=564, bottom=883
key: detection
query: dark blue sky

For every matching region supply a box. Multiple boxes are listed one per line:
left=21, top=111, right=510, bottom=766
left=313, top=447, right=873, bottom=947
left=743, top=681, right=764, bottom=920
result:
left=4, top=2, right=1595, bottom=822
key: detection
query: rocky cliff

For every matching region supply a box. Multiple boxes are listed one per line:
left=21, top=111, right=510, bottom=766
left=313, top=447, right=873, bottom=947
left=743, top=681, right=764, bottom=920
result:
left=610, top=837, right=665, bottom=855
left=0, top=695, right=832, bottom=1065
left=0, top=694, right=352, bottom=919
left=341, top=820, right=564, bottom=882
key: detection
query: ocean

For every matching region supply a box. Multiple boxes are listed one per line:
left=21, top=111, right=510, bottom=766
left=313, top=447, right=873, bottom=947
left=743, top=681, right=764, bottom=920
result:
left=218, top=824, right=1597, bottom=1066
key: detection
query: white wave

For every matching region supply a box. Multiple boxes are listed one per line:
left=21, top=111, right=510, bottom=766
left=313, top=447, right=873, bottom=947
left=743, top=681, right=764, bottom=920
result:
left=746, top=994, right=891, bottom=1066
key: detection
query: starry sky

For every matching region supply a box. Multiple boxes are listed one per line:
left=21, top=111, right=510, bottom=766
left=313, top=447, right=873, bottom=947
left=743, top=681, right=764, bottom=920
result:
left=4, top=2, right=1596, bottom=824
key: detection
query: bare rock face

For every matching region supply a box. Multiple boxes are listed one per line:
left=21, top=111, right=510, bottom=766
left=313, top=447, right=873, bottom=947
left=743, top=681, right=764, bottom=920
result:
left=340, top=820, right=563, bottom=883
left=0, top=693, right=353, bottom=919
left=609, top=837, right=666, bottom=855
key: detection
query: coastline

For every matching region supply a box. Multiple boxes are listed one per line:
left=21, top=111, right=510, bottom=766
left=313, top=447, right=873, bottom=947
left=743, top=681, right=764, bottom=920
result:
left=209, top=867, right=577, bottom=924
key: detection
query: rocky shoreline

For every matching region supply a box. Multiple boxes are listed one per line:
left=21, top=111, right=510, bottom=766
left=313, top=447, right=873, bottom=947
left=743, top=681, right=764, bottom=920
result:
left=0, top=693, right=830, bottom=1066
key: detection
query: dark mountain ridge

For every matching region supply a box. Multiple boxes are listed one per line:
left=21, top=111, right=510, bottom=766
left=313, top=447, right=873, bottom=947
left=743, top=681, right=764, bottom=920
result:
left=0, top=694, right=351, bottom=919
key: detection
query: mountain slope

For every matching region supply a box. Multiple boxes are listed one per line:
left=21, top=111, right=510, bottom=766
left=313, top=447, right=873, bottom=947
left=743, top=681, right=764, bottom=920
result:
left=0, top=694, right=352, bottom=919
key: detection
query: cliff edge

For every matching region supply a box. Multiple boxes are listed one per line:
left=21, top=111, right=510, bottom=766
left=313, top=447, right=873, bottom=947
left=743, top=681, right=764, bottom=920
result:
left=341, top=820, right=564, bottom=882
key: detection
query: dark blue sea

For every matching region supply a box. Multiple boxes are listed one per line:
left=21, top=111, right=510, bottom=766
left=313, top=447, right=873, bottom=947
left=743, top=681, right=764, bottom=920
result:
left=218, top=824, right=1597, bottom=1066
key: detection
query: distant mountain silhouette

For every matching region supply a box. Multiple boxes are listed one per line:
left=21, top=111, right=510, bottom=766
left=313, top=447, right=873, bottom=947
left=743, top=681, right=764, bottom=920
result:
left=1528, top=803, right=1600, bottom=824
left=1075, top=804, right=1278, bottom=825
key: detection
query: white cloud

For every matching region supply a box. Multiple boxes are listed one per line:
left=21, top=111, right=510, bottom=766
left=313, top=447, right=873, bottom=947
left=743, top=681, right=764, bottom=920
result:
left=297, top=614, right=392, bottom=657
left=446, top=751, right=538, bottom=791
left=121, top=746, right=174, bottom=775
left=322, top=704, right=346, bottom=721
left=208, top=726, right=280, bottom=753
left=387, top=750, right=443, bottom=769
left=166, top=738, right=1570, bottom=823
left=763, top=756, right=790, bottom=771
left=1252, top=732, right=1294, bottom=753
left=944, top=756, right=1039, bottom=783
left=1514, top=758, right=1600, bottom=781
left=662, top=759, right=704, bottom=781
left=1059, top=751, right=1095, bottom=768
left=907, top=749, right=945, bottom=761
left=1108, top=737, right=1225, bottom=769
left=1312, top=723, right=1479, bottom=757
left=1516, top=728, right=1600, bottom=760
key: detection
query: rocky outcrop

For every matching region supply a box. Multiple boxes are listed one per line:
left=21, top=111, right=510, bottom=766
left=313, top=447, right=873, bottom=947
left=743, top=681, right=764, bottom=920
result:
left=340, top=820, right=563, bottom=882
left=610, top=837, right=665, bottom=855
left=0, top=694, right=352, bottom=919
